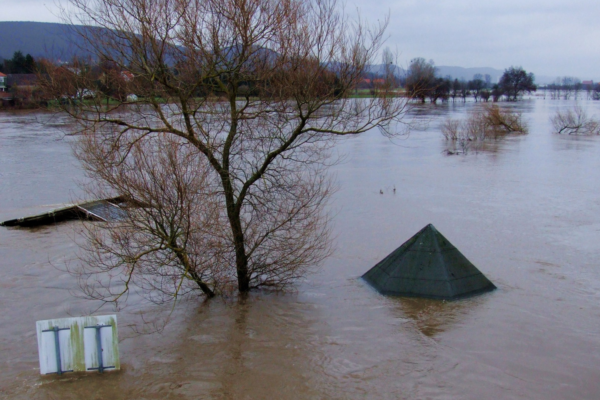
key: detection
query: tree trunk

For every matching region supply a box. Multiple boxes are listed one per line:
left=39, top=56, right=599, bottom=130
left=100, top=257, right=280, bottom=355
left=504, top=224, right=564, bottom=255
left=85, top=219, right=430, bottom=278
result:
left=232, top=216, right=250, bottom=292
left=189, top=269, right=216, bottom=298
left=221, top=170, right=251, bottom=293
left=174, top=248, right=215, bottom=297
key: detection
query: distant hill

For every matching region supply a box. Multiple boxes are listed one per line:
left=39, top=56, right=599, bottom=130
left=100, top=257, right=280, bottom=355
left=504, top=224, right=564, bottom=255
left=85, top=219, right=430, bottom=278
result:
left=365, top=64, right=407, bottom=77
left=435, top=66, right=503, bottom=83
left=366, top=64, right=505, bottom=82
left=0, top=21, right=101, bottom=61
left=0, top=22, right=565, bottom=85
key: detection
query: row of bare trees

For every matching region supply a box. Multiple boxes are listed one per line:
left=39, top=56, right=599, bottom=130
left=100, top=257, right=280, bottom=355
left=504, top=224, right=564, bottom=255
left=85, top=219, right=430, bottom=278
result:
left=404, top=59, right=536, bottom=103
left=545, top=78, right=600, bottom=100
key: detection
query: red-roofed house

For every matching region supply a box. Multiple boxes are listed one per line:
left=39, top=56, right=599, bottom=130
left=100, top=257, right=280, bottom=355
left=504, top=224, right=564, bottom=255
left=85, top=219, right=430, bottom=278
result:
left=121, top=71, right=135, bottom=82
left=0, top=72, right=6, bottom=92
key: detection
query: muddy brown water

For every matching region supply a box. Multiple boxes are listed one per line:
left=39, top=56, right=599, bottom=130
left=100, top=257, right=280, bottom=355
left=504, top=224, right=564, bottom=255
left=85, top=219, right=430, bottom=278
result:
left=2, top=99, right=600, bottom=399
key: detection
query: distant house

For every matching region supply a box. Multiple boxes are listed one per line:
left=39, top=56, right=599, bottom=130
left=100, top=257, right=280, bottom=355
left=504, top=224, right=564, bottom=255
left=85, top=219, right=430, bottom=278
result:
left=66, top=67, right=82, bottom=75
left=582, top=80, right=594, bottom=86
left=0, top=72, right=6, bottom=92
left=357, top=77, right=388, bottom=89
left=356, top=78, right=372, bottom=89
left=121, top=71, right=135, bottom=82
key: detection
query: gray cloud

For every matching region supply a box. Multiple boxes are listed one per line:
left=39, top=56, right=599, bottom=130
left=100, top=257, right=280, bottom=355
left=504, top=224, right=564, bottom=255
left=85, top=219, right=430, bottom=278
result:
left=3, top=1, right=61, bottom=23
left=355, top=0, right=600, bottom=79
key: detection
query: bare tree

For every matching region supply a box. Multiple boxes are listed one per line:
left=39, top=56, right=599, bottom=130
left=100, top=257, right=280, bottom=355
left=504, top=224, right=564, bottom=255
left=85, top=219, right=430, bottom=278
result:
left=381, top=47, right=398, bottom=88
left=404, top=57, right=436, bottom=103
left=551, top=106, right=600, bottom=135
left=469, top=74, right=485, bottom=102
left=498, top=66, right=536, bottom=101
left=450, top=78, right=460, bottom=102
left=459, top=79, right=469, bottom=103
left=480, top=89, right=491, bottom=102
left=74, top=135, right=225, bottom=302
left=41, top=0, right=409, bottom=304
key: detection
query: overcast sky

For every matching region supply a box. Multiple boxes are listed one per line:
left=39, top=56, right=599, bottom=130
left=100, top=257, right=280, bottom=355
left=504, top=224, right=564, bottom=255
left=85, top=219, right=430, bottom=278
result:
left=3, top=0, right=600, bottom=80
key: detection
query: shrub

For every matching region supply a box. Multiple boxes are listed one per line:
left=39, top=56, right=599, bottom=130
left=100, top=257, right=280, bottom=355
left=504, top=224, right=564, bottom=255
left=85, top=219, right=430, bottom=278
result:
left=550, top=106, right=600, bottom=135
left=441, top=105, right=527, bottom=153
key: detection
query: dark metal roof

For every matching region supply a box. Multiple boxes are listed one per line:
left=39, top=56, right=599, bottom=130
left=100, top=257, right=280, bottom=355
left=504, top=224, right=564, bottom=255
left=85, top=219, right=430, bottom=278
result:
left=0, top=196, right=127, bottom=227
left=362, top=224, right=496, bottom=300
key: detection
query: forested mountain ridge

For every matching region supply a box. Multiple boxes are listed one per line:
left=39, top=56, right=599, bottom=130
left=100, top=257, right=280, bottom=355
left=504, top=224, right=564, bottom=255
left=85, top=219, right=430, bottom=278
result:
left=1, top=21, right=555, bottom=83
left=0, top=21, right=95, bottom=61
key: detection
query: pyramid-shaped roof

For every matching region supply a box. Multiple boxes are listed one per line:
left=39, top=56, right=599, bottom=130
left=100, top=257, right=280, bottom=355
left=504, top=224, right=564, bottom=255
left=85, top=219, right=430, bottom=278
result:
left=362, top=224, right=496, bottom=300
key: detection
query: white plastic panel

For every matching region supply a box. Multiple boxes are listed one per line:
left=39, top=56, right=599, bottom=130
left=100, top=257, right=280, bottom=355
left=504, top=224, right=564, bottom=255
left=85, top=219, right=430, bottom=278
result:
left=36, top=315, right=119, bottom=374
left=38, top=328, right=73, bottom=374
left=84, top=323, right=117, bottom=371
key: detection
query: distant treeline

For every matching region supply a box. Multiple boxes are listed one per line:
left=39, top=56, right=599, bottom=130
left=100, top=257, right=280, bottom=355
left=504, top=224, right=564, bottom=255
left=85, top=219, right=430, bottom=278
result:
left=401, top=58, right=537, bottom=103
left=0, top=51, right=37, bottom=74
left=544, top=77, right=600, bottom=100
left=362, top=57, right=600, bottom=103
left=3, top=49, right=600, bottom=112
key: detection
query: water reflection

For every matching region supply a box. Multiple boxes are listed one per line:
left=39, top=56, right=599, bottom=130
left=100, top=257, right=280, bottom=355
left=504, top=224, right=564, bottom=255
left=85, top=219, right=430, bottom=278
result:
left=169, top=295, right=322, bottom=399
left=389, top=297, right=476, bottom=338
left=442, top=139, right=506, bottom=156
left=552, top=134, right=598, bottom=152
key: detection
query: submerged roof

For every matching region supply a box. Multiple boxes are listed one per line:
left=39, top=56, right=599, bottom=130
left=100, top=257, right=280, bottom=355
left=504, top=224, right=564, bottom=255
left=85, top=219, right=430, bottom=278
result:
left=362, top=224, right=496, bottom=300
left=0, top=196, right=127, bottom=227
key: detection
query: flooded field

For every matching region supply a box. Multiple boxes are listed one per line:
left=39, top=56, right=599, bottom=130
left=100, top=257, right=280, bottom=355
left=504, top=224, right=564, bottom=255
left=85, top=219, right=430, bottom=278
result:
left=2, top=99, right=600, bottom=399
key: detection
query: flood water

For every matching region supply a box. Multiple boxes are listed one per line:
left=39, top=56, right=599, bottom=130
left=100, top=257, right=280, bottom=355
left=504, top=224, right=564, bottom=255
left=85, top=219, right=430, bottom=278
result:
left=2, top=98, right=600, bottom=399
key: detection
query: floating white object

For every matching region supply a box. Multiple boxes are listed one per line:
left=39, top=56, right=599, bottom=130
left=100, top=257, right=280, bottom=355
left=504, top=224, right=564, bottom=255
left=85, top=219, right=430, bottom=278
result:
left=36, top=315, right=120, bottom=375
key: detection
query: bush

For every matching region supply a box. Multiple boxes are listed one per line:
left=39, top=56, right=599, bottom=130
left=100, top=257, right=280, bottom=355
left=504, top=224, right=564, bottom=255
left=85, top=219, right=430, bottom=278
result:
left=441, top=105, right=527, bottom=153
left=484, top=104, right=527, bottom=136
left=442, top=104, right=527, bottom=140
left=550, top=106, right=600, bottom=135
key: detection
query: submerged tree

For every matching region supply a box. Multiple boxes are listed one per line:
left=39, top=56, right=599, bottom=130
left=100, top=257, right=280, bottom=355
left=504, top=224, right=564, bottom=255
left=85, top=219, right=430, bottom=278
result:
left=441, top=104, right=528, bottom=153
left=75, top=134, right=225, bottom=301
left=404, top=57, right=436, bottom=103
left=42, top=0, right=409, bottom=305
left=469, top=74, right=485, bottom=102
left=498, top=66, right=536, bottom=101
left=551, top=106, right=600, bottom=135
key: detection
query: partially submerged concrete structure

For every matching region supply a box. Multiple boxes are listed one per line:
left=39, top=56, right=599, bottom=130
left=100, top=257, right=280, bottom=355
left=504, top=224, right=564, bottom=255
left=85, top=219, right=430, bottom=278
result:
left=362, top=224, right=496, bottom=300
left=0, top=197, right=127, bottom=227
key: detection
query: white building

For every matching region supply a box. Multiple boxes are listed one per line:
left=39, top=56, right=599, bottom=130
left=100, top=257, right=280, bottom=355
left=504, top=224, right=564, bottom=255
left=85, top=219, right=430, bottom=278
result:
left=0, top=72, right=6, bottom=92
